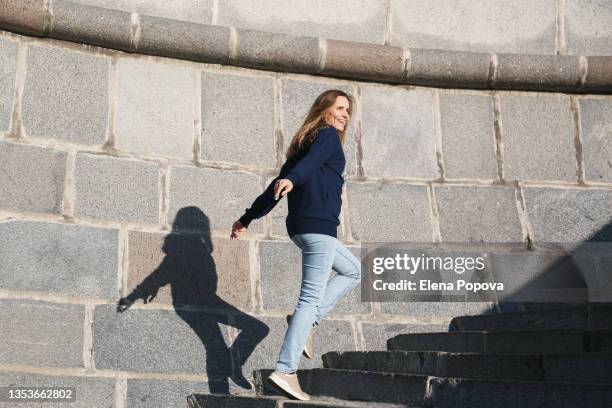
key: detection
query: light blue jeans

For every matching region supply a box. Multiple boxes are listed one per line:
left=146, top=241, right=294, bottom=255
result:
left=276, top=233, right=362, bottom=373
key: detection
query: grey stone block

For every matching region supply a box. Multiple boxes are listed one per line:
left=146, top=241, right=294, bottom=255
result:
left=127, top=378, right=210, bottom=408
left=360, top=85, right=437, bottom=178
left=139, top=15, right=230, bottom=64
left=346, top=182, right=432, bottom=242
left=0, top=298, right=84, bottom=367
left=22, top=44, right=110, bottom=145
left=499, top=94, right=576, bottom=182
left=0, top=220, right=118, bottom=298
left=127, top=230, right=253, bottom=311
left=0, top=371, right=115, bottom=408
left=323, top=40, right=403, bottom=82
left=361, top=323, right=449, bottom=350
left=523, top=187, right=612, bottom=242
left=115, top=57, right=195, bottom=159
left=0, top=141, right=66, bottom=214
left=565, top=0, right=612, bottom=56
left=435, top=185, right=522, bottom=242
left=584, top=56, right=612, bottom=92
left=217, top=0, right=386, bottom=45
left=94, top=304, right=234, bottom=373
left=280, top=79, right=357, bottom=176
left=495, top=54, right=582, bottom=91
left=201, top=72, right=276, bottom=168
left=0, top=0, right=46, bottom=36
left=578, top=98, right=612, bottom=183
left=72, top=0, right=214, bottom=25
left=390, top=0, right=557, bottom=54
left=74, top=153, right=160, bottom=223
left=439, top=93, right=497, bottom=180
left=234, top=29, right=319, bottom=73
left=168, top=166, right=263, bottom=233
left=408, top=48, right=490, bottom=89
left=0, top=38, right=17, bottom=133
left=52, top=0, right=132, bottom=51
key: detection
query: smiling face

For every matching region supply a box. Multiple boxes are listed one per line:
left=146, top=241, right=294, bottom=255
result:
left=323, top=95, right=350, bottom=132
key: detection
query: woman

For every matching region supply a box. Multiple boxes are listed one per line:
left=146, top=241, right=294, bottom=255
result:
left=230, top=89, right=362, bottom=401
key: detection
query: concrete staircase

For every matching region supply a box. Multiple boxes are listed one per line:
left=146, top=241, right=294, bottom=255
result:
left=188, top=306, right=612, bottom=407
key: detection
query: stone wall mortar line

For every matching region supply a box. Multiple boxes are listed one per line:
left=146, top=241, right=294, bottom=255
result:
left=318, top=38, right=327, bottom=73
left=251, top=239, right=263, bottom=314
left=513, top=181, right=532, bottom=243
left=228, top=26, right=237, bottom=63
left=557, top=0, right=567, bottom=55
left=428, top=184, right=442, bottom=243
left=433, top=89, right=445, bottom=181
left=211, top=0, right=219, bottom=26
left=61, top=149, right=76, bottom=219
left=7, top=40, right=28, bottom=140
left=570, top=95, right=586, bottom=185
left=0, top=363, right=218, bottom=382
left=118, top=227, right=129, bottom=298
left=114, top=374, right=127, bottom=408
left=383, top=0, right=392, bottom=46
left=160, top=161, right=171, bottom=230
left=353, top=84, right=365, bottom=180
left=487, top=54, right=497, bottom=86
left=102, top=55, right=118, bottom=152
left=129, top=12, right=141, bottom=50
left=578, top=55, right=588, bottom=89
left=492, top=92, right=505, bottom=182
left=0, top=288, right=453, bottom=326
left=43, top=0, right=53, bottom=35
left=193, top=67, right=202, bottom=165
left=354, top=321, right=366, bottom=351
left=82, top=303, right=95, bottom=370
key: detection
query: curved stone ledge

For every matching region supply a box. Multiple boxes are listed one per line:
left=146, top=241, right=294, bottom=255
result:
left=1, top=0, right=611, bottom=93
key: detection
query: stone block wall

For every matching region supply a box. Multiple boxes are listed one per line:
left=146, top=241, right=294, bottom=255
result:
left=1, top=25, right=611, bottom=407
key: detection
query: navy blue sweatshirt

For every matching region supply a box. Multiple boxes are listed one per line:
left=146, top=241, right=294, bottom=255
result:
left=238, top=125, right=346, bottom=238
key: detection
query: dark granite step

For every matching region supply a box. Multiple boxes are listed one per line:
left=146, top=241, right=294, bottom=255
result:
left=449, top=306, right=612, bottom=332
left=187, top=393, right=415, bottom=407
left=322, top=350, right=612, bottom=384
left=387, top=329, right=612, bottom=354
left=252, top=368, right=612, bottom=408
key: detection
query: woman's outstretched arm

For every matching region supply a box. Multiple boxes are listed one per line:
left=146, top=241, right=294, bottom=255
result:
left=237, top=158, right=294, bottom=229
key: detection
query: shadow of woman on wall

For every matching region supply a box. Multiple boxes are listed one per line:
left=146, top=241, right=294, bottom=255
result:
left=116, top=206, right=269, bottom=394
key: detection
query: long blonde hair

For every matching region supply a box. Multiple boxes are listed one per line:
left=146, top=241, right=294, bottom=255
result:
left=286, top=90, right=353, bottom=162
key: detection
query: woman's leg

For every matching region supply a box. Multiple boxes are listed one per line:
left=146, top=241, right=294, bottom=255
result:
left=275, top=233, right=336, bottom=374
left=313, top=239, right=362, bottom=326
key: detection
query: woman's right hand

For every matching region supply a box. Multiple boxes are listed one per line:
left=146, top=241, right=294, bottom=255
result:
left=231, top=220, right=247, bottom=240
left=274, top=179, right=293, bottom=200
